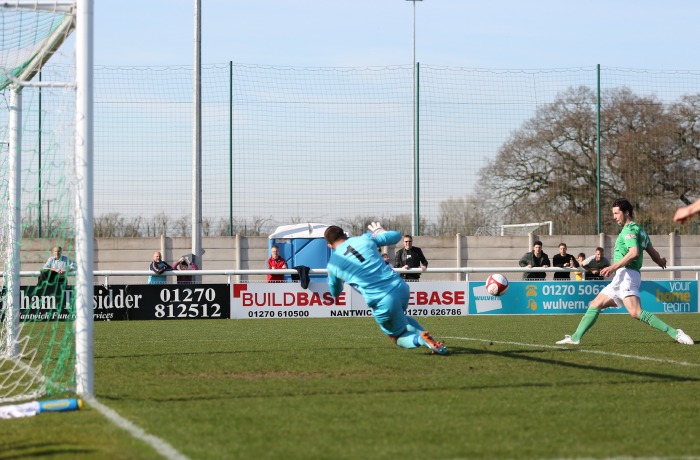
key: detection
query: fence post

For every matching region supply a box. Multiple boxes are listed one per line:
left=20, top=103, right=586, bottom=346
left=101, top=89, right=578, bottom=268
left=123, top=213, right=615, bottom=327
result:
left=455, top=233, right=462, bottom=281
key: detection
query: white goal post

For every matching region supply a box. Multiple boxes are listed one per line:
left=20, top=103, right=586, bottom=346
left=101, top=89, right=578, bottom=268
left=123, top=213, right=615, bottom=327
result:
left=0, top=0, right=93, bottom=401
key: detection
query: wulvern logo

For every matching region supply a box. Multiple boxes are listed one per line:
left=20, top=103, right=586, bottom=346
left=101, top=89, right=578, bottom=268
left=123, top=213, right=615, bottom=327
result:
left=472, top=284, right=503, bottom=313
left=525, top=284, right=538, bottom=310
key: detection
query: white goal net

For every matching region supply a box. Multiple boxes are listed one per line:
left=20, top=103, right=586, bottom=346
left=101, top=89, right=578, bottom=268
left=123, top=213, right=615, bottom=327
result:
left=0, top=1, right=93, bottom=403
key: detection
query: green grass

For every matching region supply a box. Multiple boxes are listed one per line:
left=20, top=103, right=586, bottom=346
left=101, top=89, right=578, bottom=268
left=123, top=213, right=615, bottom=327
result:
left=2, top=314, right=700, bottom=459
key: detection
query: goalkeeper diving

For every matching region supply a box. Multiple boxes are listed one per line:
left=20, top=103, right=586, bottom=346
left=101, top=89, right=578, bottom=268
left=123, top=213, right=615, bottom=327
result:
left=324, top=222, right=448, bottom=355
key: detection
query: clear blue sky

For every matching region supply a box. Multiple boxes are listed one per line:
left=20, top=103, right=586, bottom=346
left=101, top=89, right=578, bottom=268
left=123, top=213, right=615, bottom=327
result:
left=96, top=0, right=700, bottom=69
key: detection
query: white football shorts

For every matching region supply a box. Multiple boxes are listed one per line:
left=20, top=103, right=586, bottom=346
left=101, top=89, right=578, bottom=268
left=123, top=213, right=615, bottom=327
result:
left=600, top=267, right=641, bottom=307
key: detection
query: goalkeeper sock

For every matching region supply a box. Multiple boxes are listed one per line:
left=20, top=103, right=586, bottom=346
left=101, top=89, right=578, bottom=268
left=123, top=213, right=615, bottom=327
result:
left=571, top=306, right=600, bottom=342
left=396, top=334, right=420, bottom=349
left=639, top=310, right=677, bottom=338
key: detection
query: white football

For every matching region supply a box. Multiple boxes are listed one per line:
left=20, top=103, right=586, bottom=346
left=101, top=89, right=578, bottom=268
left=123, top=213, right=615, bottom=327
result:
left=485, top=273, right=509, bottom=296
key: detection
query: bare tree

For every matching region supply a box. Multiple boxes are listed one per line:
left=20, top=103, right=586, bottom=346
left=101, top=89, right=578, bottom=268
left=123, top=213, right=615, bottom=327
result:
left=174, top=215, right=190, bottom=237
left=479, top=86, right=700, bottom=234
left=438, top=196, right=493, bottom=235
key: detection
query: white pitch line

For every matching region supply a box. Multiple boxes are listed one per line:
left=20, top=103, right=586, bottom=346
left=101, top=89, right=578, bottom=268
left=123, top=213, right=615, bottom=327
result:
left=83, top=395, right=189, bottom=460
left=444, top=336, right=700, bottom=367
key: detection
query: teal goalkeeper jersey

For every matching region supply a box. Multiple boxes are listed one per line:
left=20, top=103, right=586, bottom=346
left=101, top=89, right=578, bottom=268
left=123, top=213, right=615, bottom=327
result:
left=327, top=231, right=405, bottom=307
left=613, top=221, right=650, bottom=272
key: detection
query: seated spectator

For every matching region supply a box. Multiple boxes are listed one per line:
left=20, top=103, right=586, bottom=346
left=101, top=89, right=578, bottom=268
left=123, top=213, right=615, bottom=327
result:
left=266, top=245, right=287, bottom=283
left=582, top=247, right=610, bottom=280
left=552, top=243, right=579, bottom=280
left=148, top=251, right=172, bottom=284
left=173, top=255, right=199, bottom=284
left=518, top=240, right=550, bottom=280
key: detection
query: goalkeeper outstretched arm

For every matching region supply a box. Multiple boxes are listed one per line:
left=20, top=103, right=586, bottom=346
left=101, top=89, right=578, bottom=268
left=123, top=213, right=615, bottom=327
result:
left=367, top=222, right=401, bottom=246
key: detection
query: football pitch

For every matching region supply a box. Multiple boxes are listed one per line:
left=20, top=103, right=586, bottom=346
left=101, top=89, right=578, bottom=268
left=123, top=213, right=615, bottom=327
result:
left=2, top=314, right=700, bottom=459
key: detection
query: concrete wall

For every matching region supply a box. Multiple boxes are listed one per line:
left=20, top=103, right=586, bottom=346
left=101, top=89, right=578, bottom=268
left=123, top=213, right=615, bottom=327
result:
left=18, top=233, right=700, bottom=285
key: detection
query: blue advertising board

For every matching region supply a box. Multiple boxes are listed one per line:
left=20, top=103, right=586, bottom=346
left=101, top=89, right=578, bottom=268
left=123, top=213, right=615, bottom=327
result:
left=469, top=280, right=698, bottom=315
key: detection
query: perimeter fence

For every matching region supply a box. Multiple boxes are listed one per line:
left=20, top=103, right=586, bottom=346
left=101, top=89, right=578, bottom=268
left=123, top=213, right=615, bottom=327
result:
left=3, top=64, right=700, bottom=237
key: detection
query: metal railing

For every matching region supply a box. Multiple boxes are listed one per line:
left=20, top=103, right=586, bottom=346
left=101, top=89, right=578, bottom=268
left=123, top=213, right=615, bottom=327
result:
left=5, top=266, right=699, bottom=286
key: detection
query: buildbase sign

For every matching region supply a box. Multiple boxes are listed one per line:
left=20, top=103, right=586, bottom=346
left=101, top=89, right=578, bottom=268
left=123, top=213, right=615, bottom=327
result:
left=230, top=282, right=469, bottom=319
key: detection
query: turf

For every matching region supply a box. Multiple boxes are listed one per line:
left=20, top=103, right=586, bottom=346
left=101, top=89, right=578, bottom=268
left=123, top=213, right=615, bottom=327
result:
left=2, top=314, right=699, bottom=459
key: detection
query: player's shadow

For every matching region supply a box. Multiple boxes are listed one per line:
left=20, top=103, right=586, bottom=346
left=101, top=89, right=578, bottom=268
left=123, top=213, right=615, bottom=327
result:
left=444, top=345, right=698, bottom=383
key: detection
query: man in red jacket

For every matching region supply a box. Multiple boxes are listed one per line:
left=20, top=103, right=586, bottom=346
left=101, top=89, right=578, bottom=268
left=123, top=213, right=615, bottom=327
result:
left=266, top=245, right=287, bottom=283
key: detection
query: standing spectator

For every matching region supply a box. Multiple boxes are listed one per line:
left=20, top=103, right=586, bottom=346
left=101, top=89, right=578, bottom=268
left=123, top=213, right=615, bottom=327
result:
left=266, top=245, right=287, bottom=283
left=518, top=240, right=550, bottom=280
left=40, top=246, right=75, bottom=286
left=552, top=243, right=579, bottom=280
left=582, top=247, right=611, bottom=281
left=574, top=253, right=586, bottom=281
left=325, top=222, right=447, bottom=354
left=556, top=198, right=693, bottom=346
left=173, top=255, right=199, bottom=284
left=673, top=197, right=700, bottom=224
left=148, top=251, right=172, bottom=284
left=394, top=235, right=428, bottom=281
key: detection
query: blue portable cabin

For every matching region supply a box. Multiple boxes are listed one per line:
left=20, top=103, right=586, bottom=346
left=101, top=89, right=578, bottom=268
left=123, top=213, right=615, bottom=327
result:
left=268, top=223, right=333, bottom=280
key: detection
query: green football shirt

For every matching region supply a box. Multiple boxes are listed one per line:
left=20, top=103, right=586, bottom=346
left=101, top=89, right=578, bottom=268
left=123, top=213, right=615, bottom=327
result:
left=613, top=221, right=650, bottom=272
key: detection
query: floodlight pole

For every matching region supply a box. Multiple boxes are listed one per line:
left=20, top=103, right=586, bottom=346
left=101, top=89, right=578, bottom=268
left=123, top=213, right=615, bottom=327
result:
left=406, top=0, right=422, bottom=235
left=192, top=0, right=203, bottom=271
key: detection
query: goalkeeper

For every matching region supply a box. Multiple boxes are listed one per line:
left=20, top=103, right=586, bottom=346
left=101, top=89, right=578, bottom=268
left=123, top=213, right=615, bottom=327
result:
left=324, top=222, right=447, bottom=355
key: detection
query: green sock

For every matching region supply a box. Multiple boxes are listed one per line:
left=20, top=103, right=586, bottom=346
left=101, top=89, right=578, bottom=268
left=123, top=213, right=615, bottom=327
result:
left=639, top=310, right=677, bottom=338
left=571, top=306, right=600, bottom=342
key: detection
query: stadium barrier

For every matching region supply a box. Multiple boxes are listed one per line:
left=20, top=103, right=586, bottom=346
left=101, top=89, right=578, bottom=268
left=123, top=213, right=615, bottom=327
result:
left=4, top=267, right=699, bottom=321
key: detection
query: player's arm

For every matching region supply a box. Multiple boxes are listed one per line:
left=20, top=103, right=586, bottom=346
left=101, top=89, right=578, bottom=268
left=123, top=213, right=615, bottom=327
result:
left=373, top=231, right=401, bottom=246
left=674, top=198, right=700, bottom=223
left=602, top=246, right=639, bottom=276
left=645, top=243, right=667, bottom=269
left=327, top=270, right=344, bottom=298
left=367, top=222, right=401, bottom=246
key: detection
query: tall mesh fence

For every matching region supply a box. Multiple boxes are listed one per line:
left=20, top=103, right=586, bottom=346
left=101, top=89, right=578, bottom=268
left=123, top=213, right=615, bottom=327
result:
left=13, top=64, right=700, bottom=237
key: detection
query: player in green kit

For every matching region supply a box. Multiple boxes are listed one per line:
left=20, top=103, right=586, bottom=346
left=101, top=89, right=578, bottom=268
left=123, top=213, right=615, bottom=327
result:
left=557, top=198, right=694, bottom=345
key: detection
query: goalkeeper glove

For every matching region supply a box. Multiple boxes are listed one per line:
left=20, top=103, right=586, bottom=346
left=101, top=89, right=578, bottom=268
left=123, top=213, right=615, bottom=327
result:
left=367, top=222, right=386, bottom=236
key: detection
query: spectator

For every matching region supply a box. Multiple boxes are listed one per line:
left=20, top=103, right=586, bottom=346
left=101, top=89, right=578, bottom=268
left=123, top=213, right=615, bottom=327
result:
left=148, top=251, right=172, bottom=284
left=582, top=247, right=611, bottom=281
left=518, top=240, right=550, bottom=280
left=173, top=255, right=199, bottom=284
left=394, top=235, right=428, bottom=281
left=381, top=253, right=392, bottom=267
left=552, top=242, right=579, bottom=280
left=266, top=245, right=287, bottom=283
left=39, top=246, right=75, bottom=286
left=574, top=253, right=586, bottom=281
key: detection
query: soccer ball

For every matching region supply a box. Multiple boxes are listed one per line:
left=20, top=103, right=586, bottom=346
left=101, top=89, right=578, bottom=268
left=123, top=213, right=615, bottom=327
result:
left=485, top=273, right=509, bottom=296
